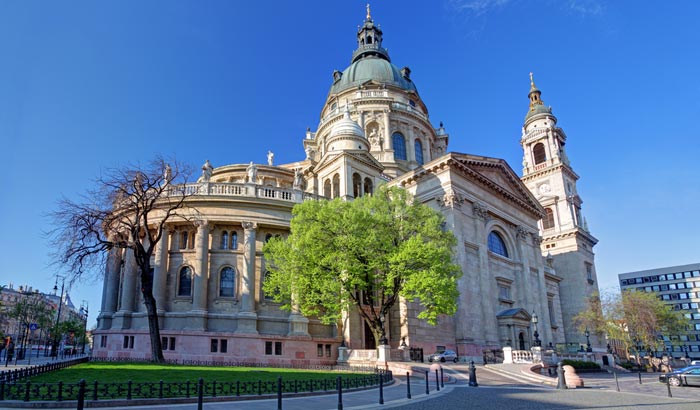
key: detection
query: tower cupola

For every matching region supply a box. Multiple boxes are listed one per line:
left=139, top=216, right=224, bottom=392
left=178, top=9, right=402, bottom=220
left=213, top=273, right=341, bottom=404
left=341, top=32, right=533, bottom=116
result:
left=352, top=4, right=389, bottom=63
left=525, top=72, right=553, bottom=121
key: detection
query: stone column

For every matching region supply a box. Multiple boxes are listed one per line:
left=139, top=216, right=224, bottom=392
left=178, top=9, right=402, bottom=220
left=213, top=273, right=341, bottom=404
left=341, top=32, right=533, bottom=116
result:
left=472, top=203, right=498, bottom=347
left=407, top=126, right=416, bottom=162
left=192, top=221, right=210, bottom=312
left=383, top=111, right=393, bottom=150
left=236, top=221, right=258, bottom=334
left=516, top=226, right=532, bottom=312
left=98, top=245, right=122, bottom=330
left=153, top=226, right=170, bottom=314
left=113, top=248, right=137, bottom=329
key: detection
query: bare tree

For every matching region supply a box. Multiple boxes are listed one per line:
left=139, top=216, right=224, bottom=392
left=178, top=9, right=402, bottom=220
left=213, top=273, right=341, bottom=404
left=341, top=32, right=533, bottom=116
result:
left=49, top=157, right=195, bottom=362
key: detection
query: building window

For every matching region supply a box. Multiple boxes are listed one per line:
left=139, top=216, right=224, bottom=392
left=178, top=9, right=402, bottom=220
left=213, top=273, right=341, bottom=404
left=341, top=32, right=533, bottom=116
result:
left=487, top=231, right=509, bottom=258
left=180, top=231, right=188, bottom=249
left=498, top=285, right=511, bottom=301
left=123, top=335, right=134, bottom=349
left=585, top=263, right=594, bottom=283
left=353, top=173, right=362, bottom=198
left=543, top=208, right=555, bottom=230
left=231, top=232, right=238, bottom=249
left=161, top=337, right=168, bottom=350
left=178, top=266, right=193, bottom=296
left=100, top=335, right=107, bottom=348
left=221, top=231, right=228, bottom=249
left=265, top=341, right=282, bottom=355
left=220, top=339, right=228, bottom=353
left=211, top=339, right=218, bottom=353
left=169, top=337, right=176, bottom=350
left=318, top=344, right=324, bottom=357
left=533, top=143, right=546, bottom=165
left=414, top=139, right=424, bottom=165
left=219, top=267, right=236, bottom=297
left=324, top=179, right=332, bottom=198
left=326, top=344, right=332, bottom=357
left=364, top=177, right=373, bottom=195
left=393, top=132, right=407, bottom=160
left=332, top=174, right=340, bottom=199
left=548, top=297, right=556, bottom=326
left=263, top=271, right=276, bottom=301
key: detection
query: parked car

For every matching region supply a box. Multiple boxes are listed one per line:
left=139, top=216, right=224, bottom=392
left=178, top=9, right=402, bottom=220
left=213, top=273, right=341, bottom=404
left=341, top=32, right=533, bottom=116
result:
left=691, top=360, right=700, bottom=366
left=659, top=366, right=700, bottom=387
left=428, top=349, right=458, bottom=363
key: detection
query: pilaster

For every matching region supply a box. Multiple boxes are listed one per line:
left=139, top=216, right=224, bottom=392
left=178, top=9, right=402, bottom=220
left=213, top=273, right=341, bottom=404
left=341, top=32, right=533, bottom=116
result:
left=237, top=221, right=259, bottom=334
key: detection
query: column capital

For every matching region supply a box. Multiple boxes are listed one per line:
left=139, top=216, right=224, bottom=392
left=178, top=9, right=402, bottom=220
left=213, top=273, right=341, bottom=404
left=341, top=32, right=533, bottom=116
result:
left=242, top=221, right=258, bottom=231
left=195, top=219, right=210, bottom=230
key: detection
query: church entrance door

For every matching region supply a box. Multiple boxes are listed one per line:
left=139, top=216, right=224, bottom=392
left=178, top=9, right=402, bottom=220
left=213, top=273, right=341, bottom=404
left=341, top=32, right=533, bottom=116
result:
left=364, top=321, right=376, bottom=349
left=519, top=332, right=525, bottom=350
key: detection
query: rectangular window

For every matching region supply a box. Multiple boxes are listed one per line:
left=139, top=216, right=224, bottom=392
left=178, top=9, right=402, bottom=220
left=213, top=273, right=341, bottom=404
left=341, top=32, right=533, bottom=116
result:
left=653, top=285, right=660, bottom=291
left=275, top=341, right=282, bottom=355
left=211, top=339, right=219, bottom=353
left=685, top=272, right=692, bottom=278
left=662, top=294, right=670, bottom=300
left=220, top=339, right=228, bottom=353
left=498, top=285, right=511, bottom=301
left=670, top=284, right=677, bottom=290
left=693, top=271, right=700, bottom=278
left=677, top=282, right=685, bottom=289
left=318, top=344, right=324, bottom=357
left=169, top=337, right=176, bottom=350
left=162, top=337, right=168, bottom=350
left=326, top=344, right=332, bottom=357
left=265, top=341, right=273, bottom=355
left=548, top=298, right=556, bottom=326
left=100, top=335, right=107, bottom=348
left=660, top=284, right=669, bottom=291
left=675, top=273, right=684, bottom=279
left=129, top=336, right=134, bottom=349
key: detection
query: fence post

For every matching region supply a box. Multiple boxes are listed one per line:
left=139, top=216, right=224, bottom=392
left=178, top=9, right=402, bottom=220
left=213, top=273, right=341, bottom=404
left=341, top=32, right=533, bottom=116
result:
left=638, top=371, right=642, bottom=384
left=236, top=380, right=240, bottom=396
left=212, top=380, right=217, bottom=397
left=469, top=361, right=478, bottom=387
left=337, top=376, right=343, bottom=410
left=440, top=367, right=444, bottom=388
left=159, top=380, right=164, bottom=399
left=23, top=381, right=30, bottom=402
left=197, top=378, right=203, bottom=410
left=57, top=381, right=63, bottom=401
left=277, top=376, right=282, bottom=410
left=435, top=369, right=440, bottom=391
left=379, top=373, right=384, bottom=404
left=258, top=379, right=262, bottom=396
left=406, top=372, right=411, bottom=399
left=613, top=370, right=620, bottom=392
left=425, top=370, right=429, bottom=395
left=186, top=380, right=190, bottom=398
left=666, top=376, right=673, bottom=398
left=93, top=380, right=99, bottom=401
left=0, top=380, right=4, bottom=401
left=77, top=379, right=86, bottom=410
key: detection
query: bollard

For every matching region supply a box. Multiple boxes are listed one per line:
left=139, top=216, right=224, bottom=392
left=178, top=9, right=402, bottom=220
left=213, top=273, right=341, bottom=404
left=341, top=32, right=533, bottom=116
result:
left=440, top=367, right=444, bottom=388
left=468, top=361, right=478, bottom=387
left=666, top=376, right=672, bottom=398
left=425, top=370, right=429, bottom=394
left=337, top=376, right=343, bottom=410
left=379, top=373, right=384, bottom=404
left=77, top=379, right=86, bottom=410
left=435, top=369, right=440, bottom=391
left=638, top=371, right=642, bottom=384
left=277, top=376, right=282, bottom=410
left=406, top=372, right=411, bottom=399
left=556, top=362, right=567, bottom=390
left=197, top=378, right=203, bottom=410
left=613, top=370, right=620, bottom=392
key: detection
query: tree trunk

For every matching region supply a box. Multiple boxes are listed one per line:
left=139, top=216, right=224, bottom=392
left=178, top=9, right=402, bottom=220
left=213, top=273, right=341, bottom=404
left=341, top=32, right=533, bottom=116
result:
left=142, top=290, right=165, bottom=363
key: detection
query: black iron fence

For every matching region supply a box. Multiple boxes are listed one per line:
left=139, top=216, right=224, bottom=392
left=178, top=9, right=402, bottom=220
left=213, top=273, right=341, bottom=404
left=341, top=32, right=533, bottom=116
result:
left=0, top=370, right=393, bottom=402
left=0, top=357, right=88, bottom=384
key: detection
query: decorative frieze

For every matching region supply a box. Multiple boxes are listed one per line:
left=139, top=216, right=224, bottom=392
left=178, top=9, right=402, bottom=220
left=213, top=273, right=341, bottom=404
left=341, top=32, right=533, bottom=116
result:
left=436, top=190, right=464, bottom=209
left=472, top=202, right=490, bottom=221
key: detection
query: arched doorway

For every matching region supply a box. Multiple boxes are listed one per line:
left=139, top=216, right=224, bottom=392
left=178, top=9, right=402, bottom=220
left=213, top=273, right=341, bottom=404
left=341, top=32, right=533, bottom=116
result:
left=519, top=332, right=525, bottom=350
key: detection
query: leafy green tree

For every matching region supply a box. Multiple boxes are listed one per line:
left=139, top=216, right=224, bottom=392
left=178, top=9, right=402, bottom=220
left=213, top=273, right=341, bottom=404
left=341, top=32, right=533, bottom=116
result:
left=8, top=292, right=53, bottom=349
left=263, top=185, right=462, bottom=346
left=49, top=157, right=194, bottom=362
left=575, top=289, right=689, bottom=361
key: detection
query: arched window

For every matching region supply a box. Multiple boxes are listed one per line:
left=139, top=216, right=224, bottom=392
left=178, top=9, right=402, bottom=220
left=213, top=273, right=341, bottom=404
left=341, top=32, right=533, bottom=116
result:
left=220, top=231, right=228, bottom=249
left=178, top=266, right=193, bottom=296
left=533, top=143, right=546, bottom=165
left=487, top=231, right=509, bottom=258
left=414, top=139, right=424, bottom=165
left=332, top=174, right=340, bottom=199
left=263, top=271, right=275, bottom=301
left=231, top=231, right=238, bottom=250
left=219, top=267, right=235, bottom=297
left=180, top=231, right=188, bottom=249
left=364, top=177, right=373, bottom=195
left=353, top=173, right=362, bottom=198
left=324, top=179, right=332, bottom=198
left=265, top=233, right=273, bottom=243
left=543, top=208, right=555, bottom=230
left=393, top=132, right=407, bottom=160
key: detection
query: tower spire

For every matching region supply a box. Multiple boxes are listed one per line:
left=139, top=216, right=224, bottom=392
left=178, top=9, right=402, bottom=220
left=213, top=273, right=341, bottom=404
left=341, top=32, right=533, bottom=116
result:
left=366, top=3, right=372, bottom=21
left=528, top=72, right=545, bottom=111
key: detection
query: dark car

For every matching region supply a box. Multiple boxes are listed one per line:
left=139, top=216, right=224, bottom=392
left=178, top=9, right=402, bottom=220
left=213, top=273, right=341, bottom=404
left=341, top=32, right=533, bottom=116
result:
left=659, top=365, right=700, bottom=387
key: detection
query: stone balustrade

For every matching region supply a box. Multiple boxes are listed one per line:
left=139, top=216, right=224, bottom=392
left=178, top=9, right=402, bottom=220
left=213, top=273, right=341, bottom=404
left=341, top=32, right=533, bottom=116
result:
left=169, top=183, right=324, bottom=204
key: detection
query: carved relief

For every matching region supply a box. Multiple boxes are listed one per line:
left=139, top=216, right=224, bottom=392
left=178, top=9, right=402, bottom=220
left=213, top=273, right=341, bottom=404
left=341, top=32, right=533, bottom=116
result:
left=241, top=221, right=257, bottom=232
left=472, top=202, right=490, bottom=221
left=516, top=225, right=530, bottom=241
left=436, top=191, right=464, bottom=209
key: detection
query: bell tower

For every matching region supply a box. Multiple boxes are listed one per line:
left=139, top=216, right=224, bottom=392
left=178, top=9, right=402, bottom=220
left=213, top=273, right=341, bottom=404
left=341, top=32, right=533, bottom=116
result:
left=520, top=73, right=602, bottom=350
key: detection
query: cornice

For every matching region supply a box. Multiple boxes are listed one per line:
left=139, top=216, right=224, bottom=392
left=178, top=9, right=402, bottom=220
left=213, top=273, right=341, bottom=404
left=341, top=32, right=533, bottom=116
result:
left=521, top=163, right=580, bottom=182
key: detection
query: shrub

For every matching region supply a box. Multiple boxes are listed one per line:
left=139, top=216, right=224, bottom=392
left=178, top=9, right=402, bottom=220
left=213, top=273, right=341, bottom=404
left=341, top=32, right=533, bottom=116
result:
left=561, top=359, right=601, bottom=370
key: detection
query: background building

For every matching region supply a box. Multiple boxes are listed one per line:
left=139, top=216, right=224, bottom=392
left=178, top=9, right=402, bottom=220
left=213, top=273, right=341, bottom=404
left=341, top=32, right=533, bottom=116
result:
left=619, top=263, right=700, bottom=360
left=93, top=8, right=601, bottom=364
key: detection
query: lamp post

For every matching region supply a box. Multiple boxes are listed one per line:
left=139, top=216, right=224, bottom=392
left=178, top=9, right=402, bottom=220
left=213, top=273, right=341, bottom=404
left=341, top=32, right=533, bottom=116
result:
left=51, top=276, right=65, bottom=359
left=684, top=344, right=689, bottom=359
left=584, top=328, right=592, bottom=352
left=531, top=313, right=541, bottom=347
left=80, top=301, right=88, bottom=355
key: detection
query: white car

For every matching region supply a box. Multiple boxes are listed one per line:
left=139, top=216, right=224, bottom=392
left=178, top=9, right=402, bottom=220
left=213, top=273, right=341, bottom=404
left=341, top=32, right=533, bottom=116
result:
left=428, top=349, right=458, bottom=363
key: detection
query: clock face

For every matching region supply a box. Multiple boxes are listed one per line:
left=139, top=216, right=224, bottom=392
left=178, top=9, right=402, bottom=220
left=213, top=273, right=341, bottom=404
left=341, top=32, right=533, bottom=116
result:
left=538, top=183, right=551, bottom=194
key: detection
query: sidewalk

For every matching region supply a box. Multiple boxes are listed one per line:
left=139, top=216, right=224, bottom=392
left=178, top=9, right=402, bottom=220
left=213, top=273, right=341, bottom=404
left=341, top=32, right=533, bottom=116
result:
left=1, top=353, right=88, bottom=372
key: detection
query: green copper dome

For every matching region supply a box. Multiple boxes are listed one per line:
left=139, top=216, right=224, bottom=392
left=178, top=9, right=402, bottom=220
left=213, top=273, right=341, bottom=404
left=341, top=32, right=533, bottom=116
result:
left=329, top=10, right=418, bottom=95
left=329, top=56, right=417, bottom=95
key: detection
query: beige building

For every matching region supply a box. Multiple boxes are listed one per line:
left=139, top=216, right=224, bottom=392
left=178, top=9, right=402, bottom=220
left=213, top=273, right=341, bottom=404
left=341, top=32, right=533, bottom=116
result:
left=93, top=9, right=600, bottom=364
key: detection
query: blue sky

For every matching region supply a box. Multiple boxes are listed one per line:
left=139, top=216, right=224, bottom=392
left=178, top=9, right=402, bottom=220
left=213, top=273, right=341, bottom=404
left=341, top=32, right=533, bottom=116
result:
left=1, top=0, right=699, bottom=327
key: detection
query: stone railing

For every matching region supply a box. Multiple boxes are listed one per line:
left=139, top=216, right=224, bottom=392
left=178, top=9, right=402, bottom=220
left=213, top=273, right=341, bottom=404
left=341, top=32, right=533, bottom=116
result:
left=391, top=102, right=428, bottom=121
left=511, top=350, right=534, bottom=363
left=347, top=349, right=378, bottom=362
left=172, top=183, right=322, bottom=204
left=356, top=89, right=390, bottom=99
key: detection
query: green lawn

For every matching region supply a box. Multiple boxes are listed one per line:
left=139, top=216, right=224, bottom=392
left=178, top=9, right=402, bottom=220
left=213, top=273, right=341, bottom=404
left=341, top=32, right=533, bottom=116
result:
left=28, top=362, right=367, bottom=384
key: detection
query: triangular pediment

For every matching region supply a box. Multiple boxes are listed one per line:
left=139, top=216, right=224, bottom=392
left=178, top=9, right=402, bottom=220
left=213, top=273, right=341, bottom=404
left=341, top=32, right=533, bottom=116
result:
left=496, top=308, right=531, bottom=322
left=313, top=150, right=384, bottom=174
left=449, top=153, right=544, bottom=218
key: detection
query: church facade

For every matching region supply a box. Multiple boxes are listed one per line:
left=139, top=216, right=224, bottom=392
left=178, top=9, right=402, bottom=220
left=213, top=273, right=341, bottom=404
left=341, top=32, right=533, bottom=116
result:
left=93, top=9, right=600, bottom=364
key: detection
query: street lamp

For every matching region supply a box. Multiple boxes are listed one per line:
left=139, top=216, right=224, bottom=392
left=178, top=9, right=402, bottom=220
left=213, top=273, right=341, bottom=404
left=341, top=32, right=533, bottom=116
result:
left=80, top=301, right=89, bottom=355
left=51, top=276, right=65, bottom=359
left=684, top=344, right=690, bottom=359
left=531, top=313, right=541, bottom=347
left=584, top=328, right=592, bottom=352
